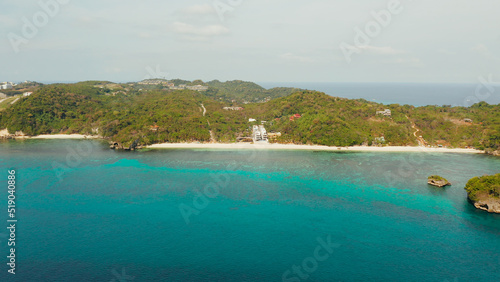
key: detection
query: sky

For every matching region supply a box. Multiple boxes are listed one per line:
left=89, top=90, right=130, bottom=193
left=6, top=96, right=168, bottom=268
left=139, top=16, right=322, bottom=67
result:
left=1, top=0, right=499, bottom=83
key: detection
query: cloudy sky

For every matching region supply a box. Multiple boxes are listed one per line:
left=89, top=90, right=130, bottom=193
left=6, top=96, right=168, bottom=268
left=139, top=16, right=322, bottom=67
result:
left=1, top=0, right=499, bottom=83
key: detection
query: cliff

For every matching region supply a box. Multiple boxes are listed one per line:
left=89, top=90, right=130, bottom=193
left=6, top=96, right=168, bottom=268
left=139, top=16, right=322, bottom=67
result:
left=464, top=174, right=500, bottom=214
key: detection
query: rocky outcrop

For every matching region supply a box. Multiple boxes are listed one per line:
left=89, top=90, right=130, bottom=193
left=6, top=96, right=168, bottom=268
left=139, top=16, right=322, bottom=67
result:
left=0, top=129, right=27, bottom=139
left=427, top=175, right=451, bottom=187
left=469, top=197, right=500, bottom=214
left=485, top=149, right=500, bottom=156
left=110, top=138, right=142, bottom=151
left=465, top=174, right=500, bottom=214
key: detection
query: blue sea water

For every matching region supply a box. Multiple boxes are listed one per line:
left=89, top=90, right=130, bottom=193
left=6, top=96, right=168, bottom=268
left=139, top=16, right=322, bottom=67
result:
left=0, top=139, right=499, bottom=281
left=259, top=82, right=500, bottom=107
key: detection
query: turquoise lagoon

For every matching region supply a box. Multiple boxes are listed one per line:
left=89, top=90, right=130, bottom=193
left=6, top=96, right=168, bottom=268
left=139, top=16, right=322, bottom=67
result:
left=0, top=139, right=499, bottom=281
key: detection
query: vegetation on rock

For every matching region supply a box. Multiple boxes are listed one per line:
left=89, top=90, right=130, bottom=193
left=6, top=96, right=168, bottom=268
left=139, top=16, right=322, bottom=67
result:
left=464, top=174, right=500, bottom=213
left=427, top=175, right=451, bottom=187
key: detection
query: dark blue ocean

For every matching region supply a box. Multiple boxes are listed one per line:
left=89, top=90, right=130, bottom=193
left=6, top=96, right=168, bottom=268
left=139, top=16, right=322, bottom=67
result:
left=1, top=139, right=499, bottom=281
left=260, top=82, right=500, bottom=107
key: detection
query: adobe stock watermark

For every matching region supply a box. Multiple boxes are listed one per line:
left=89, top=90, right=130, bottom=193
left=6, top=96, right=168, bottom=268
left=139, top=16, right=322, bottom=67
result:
left=51, top=141, right=96, bottom=182
left=213, top=0, right=245, bottom=22
left=459, top=74, right=498, bottom=107
left=143, top=65, right=169, bottom=80
left=340, top=0, right=410, bottom=63
left=179, top=145, right=259, bottom=224
left=110, top=268, right=135, bottom=282
left=282, top=235, right=341, bottom=282
left=8, top=0, right=70, bottom=54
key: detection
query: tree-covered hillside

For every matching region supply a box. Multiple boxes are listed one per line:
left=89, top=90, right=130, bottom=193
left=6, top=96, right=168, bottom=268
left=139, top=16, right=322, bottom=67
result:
left=204, top=80, right=301, bottom=103
left=0, top=82, right=499, bottom=151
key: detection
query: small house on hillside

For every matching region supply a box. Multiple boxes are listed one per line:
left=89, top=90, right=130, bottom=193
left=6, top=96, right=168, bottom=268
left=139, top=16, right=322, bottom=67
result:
left=290, top=114, right=302, bottom=121
left=376, top=109, right=392, bottom=117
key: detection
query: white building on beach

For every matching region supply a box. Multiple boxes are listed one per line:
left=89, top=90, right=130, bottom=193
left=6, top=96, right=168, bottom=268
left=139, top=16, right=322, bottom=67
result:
left=253, top=125, right=268, bottom=142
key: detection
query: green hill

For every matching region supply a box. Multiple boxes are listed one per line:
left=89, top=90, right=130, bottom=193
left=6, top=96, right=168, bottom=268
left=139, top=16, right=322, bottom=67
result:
left=0, top=82, right=499, bottom=151
left=204, top=80, right=301, bottom=103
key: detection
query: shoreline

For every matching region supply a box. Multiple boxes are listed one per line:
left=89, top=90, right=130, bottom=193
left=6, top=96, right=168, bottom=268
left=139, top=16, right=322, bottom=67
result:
left=0, top=130, right=101, bottom=140
left=0, top=131, right=484, bottom=154
left=147, top=142, right=483, bottom=154
left=30, top=134, right=101, bottom=139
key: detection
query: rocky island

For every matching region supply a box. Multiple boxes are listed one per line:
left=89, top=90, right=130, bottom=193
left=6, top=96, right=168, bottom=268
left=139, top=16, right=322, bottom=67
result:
left=427, top=175, right=451, bottom=187
left=465, top=173, right=500, bottom=214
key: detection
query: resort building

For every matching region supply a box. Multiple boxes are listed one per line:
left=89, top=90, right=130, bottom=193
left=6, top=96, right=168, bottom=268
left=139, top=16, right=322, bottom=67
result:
left=169, top=85, right=185, bottom=90
left=138, top=79, right=173, bottom=87
left=0, top=82, right=15, bottom=89
left=376, top=109, right=392, bottom=117
left=223, top=107, right=244, bottom=111
left=23, top=92, right=33, bottom=97
left=253, top=125, right=268, bottom=142
left=186, top=85, right=208, bottom=91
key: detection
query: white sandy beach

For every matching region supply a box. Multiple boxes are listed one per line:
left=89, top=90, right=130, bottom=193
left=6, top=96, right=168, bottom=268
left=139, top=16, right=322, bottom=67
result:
left=0, top=130, right=100, bottom=139
left=30, top=134, right=100, bottom=139
left=0, top=130, right=484, bottom=154
left=147, top=142, right=483, bottom=154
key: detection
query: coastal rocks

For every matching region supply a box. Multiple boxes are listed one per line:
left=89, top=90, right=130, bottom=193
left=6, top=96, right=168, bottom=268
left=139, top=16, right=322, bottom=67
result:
left=465, top=174, right=500, bottom=214
left=110, top=139, right=142, bottom=151
left=0, top=129, right=10, bottom=139
left=0, top=129, right=27, bottom=139
left=109, top=142, right=122, bottom=150
left=470, top=197, right=500, bottom=214
left=485, top=149, right=500, bottom=156
left=427, top=175, right=451, bottom=187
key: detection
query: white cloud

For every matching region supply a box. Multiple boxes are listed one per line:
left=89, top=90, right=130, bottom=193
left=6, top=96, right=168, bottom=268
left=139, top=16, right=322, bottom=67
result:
left=172, top=22, right=229, bottom=37
left=182, top=4, right=215, bottom=15
left=472, top=44, right=500, bottom=61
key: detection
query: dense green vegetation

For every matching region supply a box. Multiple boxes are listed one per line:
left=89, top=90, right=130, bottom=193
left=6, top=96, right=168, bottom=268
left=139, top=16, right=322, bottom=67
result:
left=204, top=80, right=301, bottom=103
left=0, top=81, right=499, bottom=151
left=0, top=84, right=214, bottom=146
left=411, top=102, right=500, bottom=150
left=0, top=96, right=21, bottom=111
left=428, top=175, right=448, bottom=182
left=242, top=91, right=415, bottom=146
left=465, top=174, right=500, bottom=202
